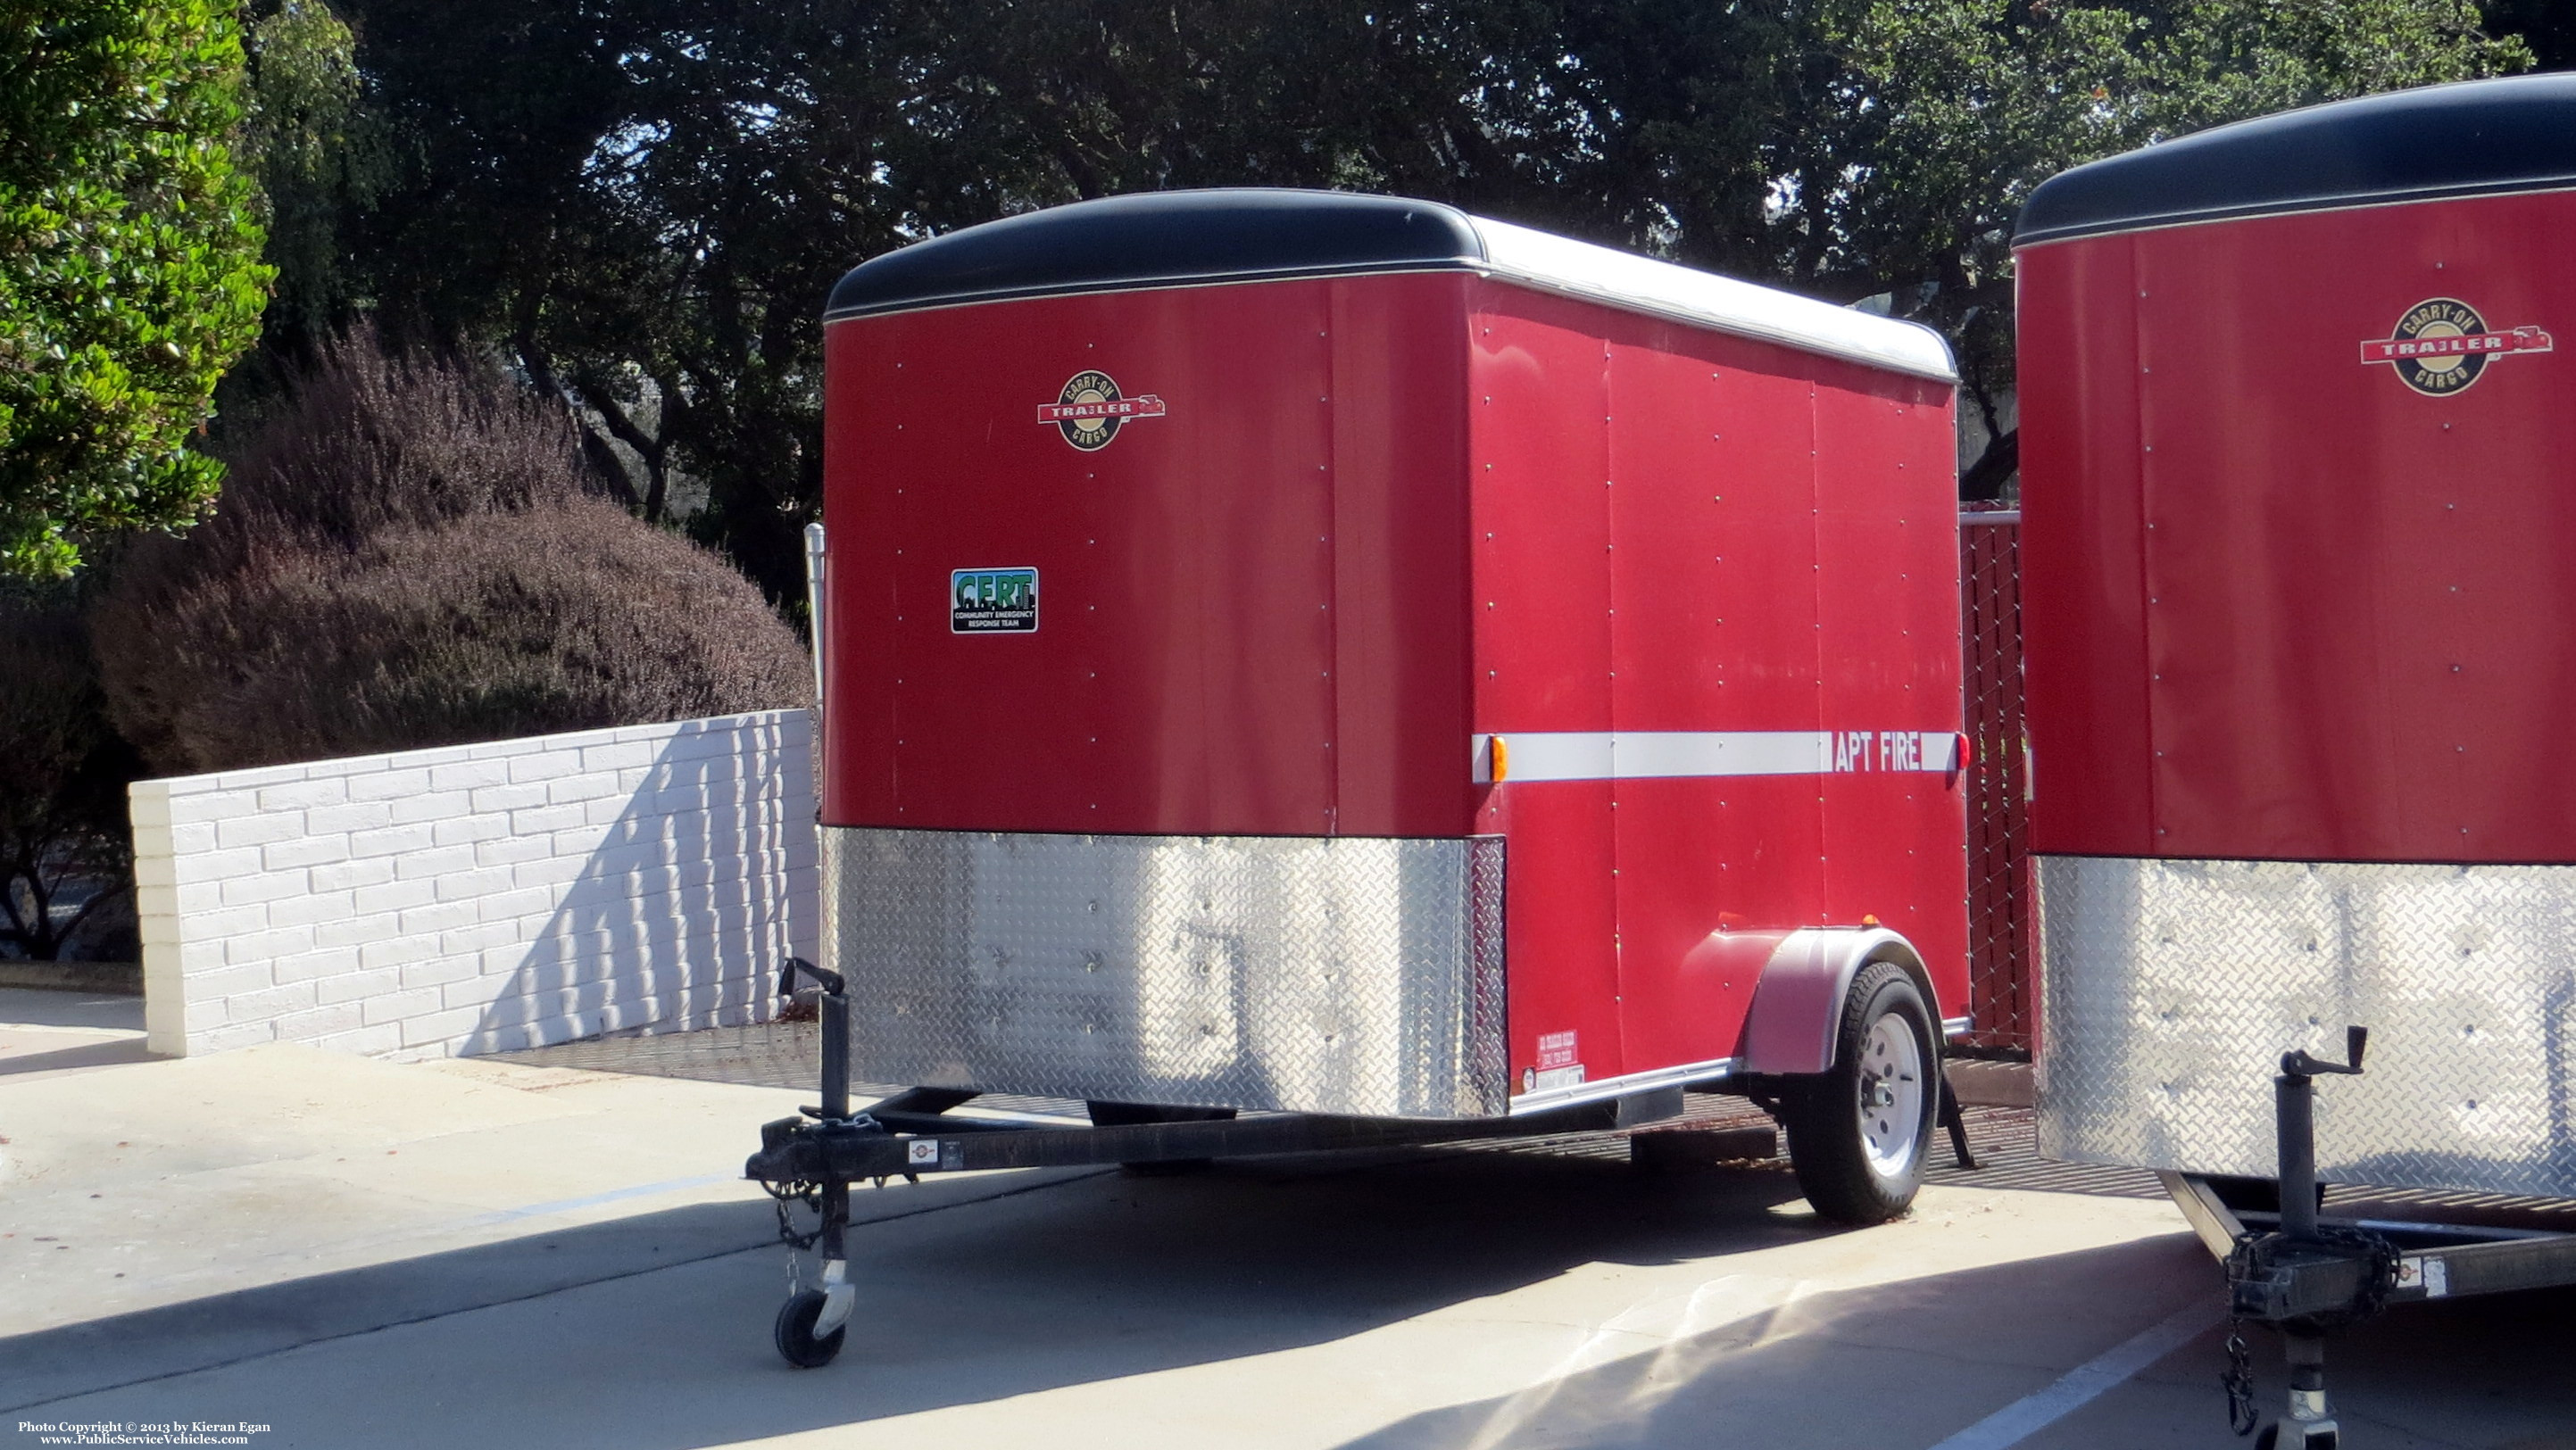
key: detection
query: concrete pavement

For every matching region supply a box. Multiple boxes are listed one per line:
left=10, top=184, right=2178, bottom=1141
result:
left=0, top=989, right=155, bottom=1081
left=4, top=994, right=2572, bottom=1448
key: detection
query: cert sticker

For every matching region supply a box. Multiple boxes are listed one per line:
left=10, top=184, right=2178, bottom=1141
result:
left=908, top=1139, right=941, bottom=1165
left=951, top=567, right=1038, bottom=634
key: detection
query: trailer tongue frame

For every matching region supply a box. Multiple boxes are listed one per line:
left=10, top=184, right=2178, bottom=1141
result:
left=2179, top=1181, right=2576, bottom=1330
left=747, top=1085, right=1691, bottom=1186
left=2150, top=1026, right=2576, bottom=1449
left=744, top=956, right=1978, bottom=1368
left=747, top=1082, right=1699, bottom=1370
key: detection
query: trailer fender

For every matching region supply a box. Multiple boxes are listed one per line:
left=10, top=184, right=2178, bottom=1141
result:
left=1733, top=927, right=1936, bottom=1075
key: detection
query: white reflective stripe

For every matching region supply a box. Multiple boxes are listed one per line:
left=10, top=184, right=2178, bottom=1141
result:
left=1474, top=731, right=1958, bottom=783
left=1614, top=732, right=1830, bottom=778
left=1496, top=733, right=1615, bottom=782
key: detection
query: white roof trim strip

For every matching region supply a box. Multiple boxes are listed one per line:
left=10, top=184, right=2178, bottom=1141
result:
left=1467, top=216, right=1958, bottom=384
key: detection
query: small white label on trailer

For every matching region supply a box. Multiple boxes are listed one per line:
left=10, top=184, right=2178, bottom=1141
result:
left=1537, top=1031, right=1579, bottom=1068
left=2397, top=1255, right=2450, bottom=1297
left=909, top=1139, right=941, bottom=1165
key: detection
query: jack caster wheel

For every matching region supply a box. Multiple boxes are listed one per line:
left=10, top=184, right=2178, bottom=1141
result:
left=1782, top=960, right=1940, bottom=1225
left=2256, top=1422, right=2339, bottom=1450
left=774, top=1288, right=845, bottom=1368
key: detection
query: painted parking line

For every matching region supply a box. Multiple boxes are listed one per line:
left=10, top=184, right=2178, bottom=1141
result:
left=1924, top=1301, right=2221, bottom=1450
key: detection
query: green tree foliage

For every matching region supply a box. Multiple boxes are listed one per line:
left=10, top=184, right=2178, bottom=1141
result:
left=1823, top=0, right=2530, bottom=492
left=325, top=0, right=2527, bottom=573
left=240, top=0, right=391, bottom=347
left=203, top=0, right=394, bottom=449
left=0, top=2, right=272, bottom=576
left=343, top=0, right=918, bottom=598
left=2483, top=0, right=2576, bottom=68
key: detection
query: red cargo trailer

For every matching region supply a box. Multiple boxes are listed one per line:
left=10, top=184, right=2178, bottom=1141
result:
left=2018, top=74, right=2576, bottom=1445
left=750, top=189, right=1971, bottom=1365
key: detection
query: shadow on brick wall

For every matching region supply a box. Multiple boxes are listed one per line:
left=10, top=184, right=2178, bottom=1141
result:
left=463, top=716, right=816, bottom=1056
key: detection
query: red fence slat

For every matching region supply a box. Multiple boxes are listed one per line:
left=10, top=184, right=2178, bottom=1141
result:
left=1959, top=511, right=2032, bottom=1056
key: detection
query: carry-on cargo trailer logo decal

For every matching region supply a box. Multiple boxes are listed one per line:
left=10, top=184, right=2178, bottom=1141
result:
left=1038, top=370, right=1167, bottom=450
left=2360, top=298, right=2552, bottom=395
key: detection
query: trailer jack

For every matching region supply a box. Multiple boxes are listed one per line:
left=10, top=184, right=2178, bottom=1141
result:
left=2154, top=1018, right=2576, bottom=1444
left=2218, top=1026, right=2394, bottom=1450
left=766, top=957, right=869, bottom=1368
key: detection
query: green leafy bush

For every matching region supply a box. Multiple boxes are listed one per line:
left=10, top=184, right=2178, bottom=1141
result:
left=0, top=1, right=273, bottom=576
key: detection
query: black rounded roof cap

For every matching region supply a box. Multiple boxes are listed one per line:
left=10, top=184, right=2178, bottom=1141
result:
left=2015, top=73, right=2576, bottom=246
left=825, top=189, right=1485, bottom=319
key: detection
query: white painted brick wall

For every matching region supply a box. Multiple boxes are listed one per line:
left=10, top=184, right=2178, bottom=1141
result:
left=132, top=710, right=818, bottom=1060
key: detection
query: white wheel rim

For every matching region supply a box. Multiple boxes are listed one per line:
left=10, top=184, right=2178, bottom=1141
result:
left=1857, top=1011, right=1925, bottom=1177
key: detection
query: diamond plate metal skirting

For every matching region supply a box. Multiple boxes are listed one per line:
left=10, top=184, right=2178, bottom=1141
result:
left=2039, top=855, right=2576, bottom=1197
left=822, top=828, right=1509, bottom=1118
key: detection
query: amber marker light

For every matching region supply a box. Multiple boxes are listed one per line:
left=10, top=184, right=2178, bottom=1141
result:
left=1492, top=736, right=1510, bottom=782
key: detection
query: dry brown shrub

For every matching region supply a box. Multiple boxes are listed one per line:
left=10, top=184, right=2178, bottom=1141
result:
left=94, top=331, right=810, bottom=774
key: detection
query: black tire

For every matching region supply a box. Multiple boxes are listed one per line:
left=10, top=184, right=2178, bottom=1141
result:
left=774, top=1288, right=845, bottom=1369
left=1781, top=961, right=1940, bottom=1225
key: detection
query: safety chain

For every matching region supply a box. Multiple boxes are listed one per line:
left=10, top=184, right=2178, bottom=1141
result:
left=2222, top=1320, right=2258, bottom=1436
left=2320, top=1223, right=2405, bottom=1327
left=764, top=1177, right=827, bottom=1252
left=2218, top=1223, right=2401, bottom=1435
left=2225, top=1225, right=2401, bottom=1332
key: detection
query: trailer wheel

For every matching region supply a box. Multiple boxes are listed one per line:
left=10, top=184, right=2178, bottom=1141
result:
left=1782, top=961, right=1939, bottom=1225
left=774, top=1289, right=845, bottom=1369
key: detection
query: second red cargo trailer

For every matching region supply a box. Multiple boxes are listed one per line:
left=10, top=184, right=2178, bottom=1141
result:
left=753, top=190, right=1973, bottom=1364
left=2017, top=74, right=2576, bottom=1443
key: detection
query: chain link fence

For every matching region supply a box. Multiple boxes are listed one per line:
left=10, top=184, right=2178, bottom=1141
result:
left=1959, top=510, right=2032, bottom=1057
